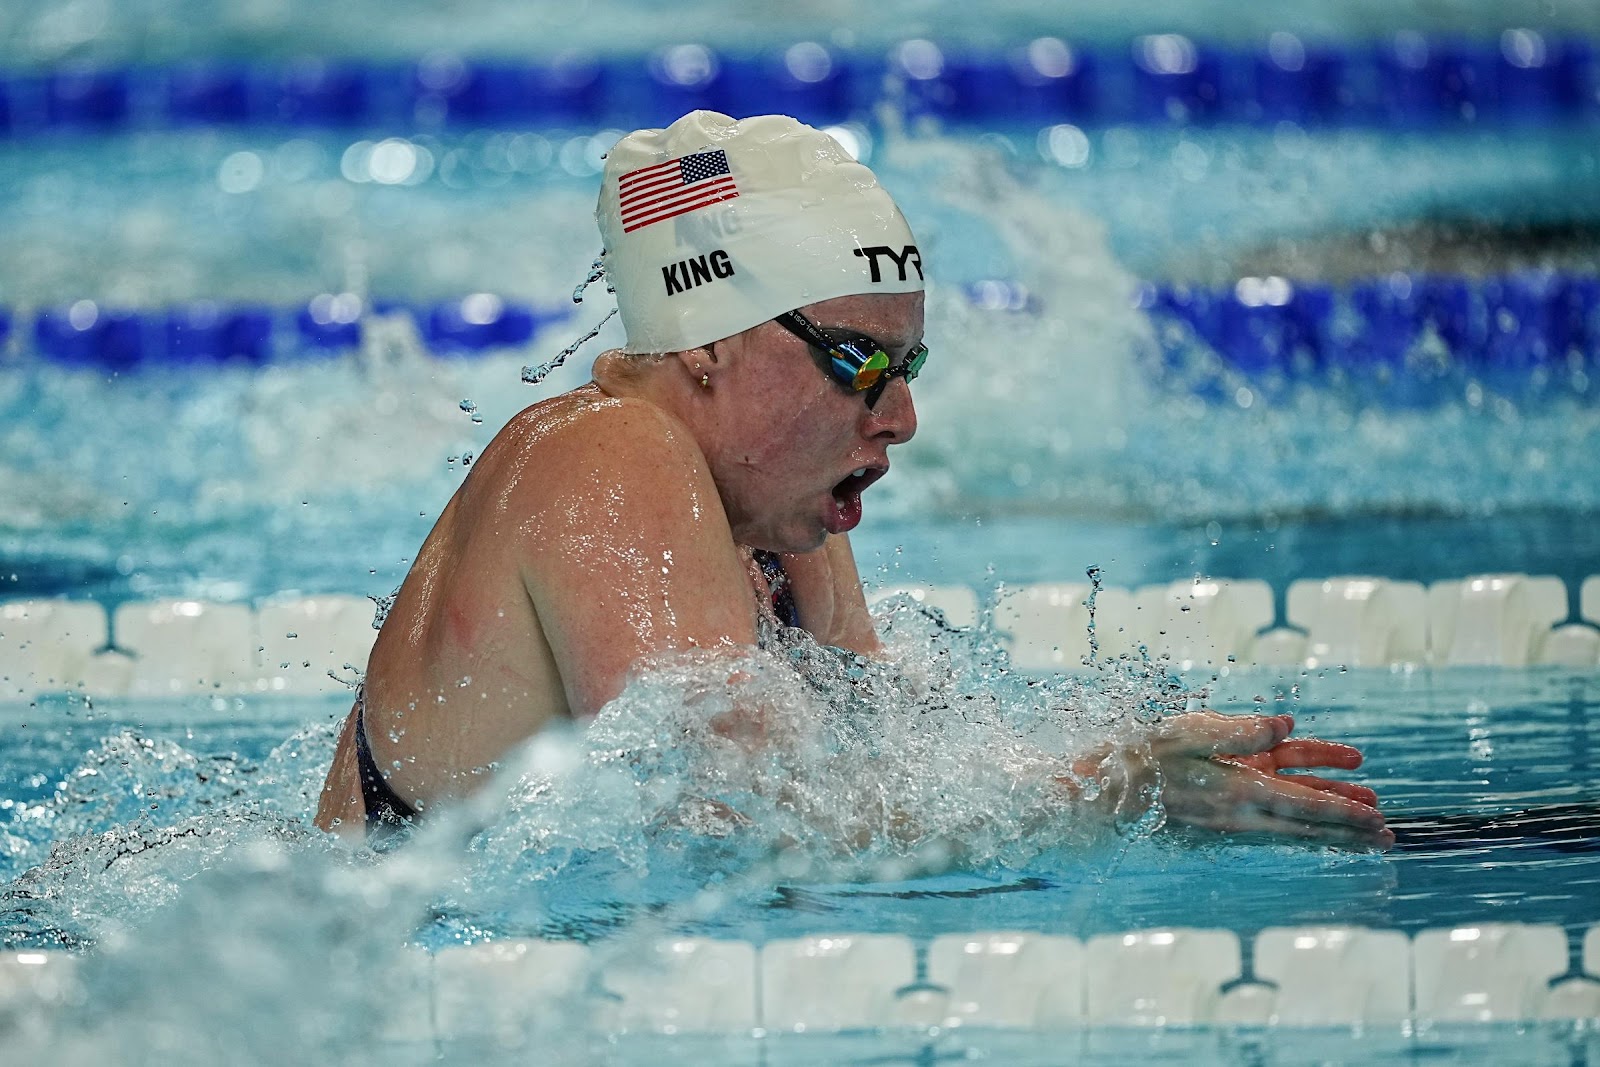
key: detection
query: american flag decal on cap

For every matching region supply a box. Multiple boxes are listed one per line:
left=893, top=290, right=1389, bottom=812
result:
left=617, top=148, right=739, bottom=233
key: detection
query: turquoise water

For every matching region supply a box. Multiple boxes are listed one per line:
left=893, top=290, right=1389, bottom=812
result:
left=5, top=667, right=1597, bottom=949
left=4, top=117, right=1598, bottom=605
left=4, top=0, right=1599, bottom=68
left=3, top=3, right=1600, bottom=1062
left=3, top=634, right=1597, bottom=1060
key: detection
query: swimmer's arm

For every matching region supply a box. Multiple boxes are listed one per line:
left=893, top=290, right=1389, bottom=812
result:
left=783, top=533, right=883, bottom=657
left=894, top=715, right=1391, bottom=852
left=313, top=705, right=368, bottom=838
left=1054, top=713, right=1393, bottom=850
left=724, top=716, right=1390, bottom=856
left=515, top=399, right=761, bottom=719
left=820, top=534, right=883, bottom=656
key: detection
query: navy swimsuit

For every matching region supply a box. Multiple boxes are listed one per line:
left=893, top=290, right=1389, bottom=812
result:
left=753, top=549, right=801, bottom=628
left=354, top=697, right=418, bottom=834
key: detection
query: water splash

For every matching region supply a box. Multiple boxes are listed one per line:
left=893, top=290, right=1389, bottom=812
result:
left=0, top=605, right=1206, bottom=945
left=368, top=588, right=399, bottom=630
left=571, top=252, right=609, bottom=304
left=0, top=724, right=339, bottom=944
left=0, top=597, right=1376, bottom=1063
left=517, top=254, right=624, bottom=388
left=1085, top=564, right=1103, bottom=666
left=9, top=835, right=464, bottom=1067
left=521, top=308, right=618, bottom=387
left=439, top=602, right=1202, bottom=928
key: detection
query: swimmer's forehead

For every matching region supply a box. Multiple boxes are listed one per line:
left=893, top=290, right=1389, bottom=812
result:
left=799, top=292, right=925, bottom=350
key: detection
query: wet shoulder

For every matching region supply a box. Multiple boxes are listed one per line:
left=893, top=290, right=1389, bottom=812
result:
left=506, top=388, right=697, bottom=461
left=479, top=388, right=712, bottom=504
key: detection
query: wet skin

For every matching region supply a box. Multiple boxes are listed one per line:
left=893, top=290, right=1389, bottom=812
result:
left=314, top=290, right=1391, bottom=850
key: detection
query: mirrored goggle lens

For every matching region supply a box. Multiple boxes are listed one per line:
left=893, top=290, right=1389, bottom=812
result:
left=830, top=346, right=890, bottom=391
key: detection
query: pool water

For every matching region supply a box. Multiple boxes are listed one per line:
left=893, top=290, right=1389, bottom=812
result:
left=4, top=665, right=1596, bottom=949
left=3, top=644, right=1597, bottom=1066
left=4, top=118, right=1598, bottom=607
left=4, top=2, right=1600, bottom=1061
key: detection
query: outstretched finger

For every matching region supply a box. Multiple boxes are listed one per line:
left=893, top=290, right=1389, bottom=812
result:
left=1261, top=738, right=1365, bottom=771
left=1273, top=773, right=1380, bottom=808
left=1158, top=712, right=1293, bottom=759
left=1228, top=739, right=1365, bottom=776
left=1242, top=771, right=1389, bottom=831
left=1216, top=751, right=1379, bottom=806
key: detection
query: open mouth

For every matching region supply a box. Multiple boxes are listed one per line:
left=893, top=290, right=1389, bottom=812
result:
left=832, top=465, right=886, bottom=502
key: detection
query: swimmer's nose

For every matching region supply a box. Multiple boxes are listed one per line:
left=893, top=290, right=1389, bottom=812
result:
left=869, top=376, right=917, bottom=444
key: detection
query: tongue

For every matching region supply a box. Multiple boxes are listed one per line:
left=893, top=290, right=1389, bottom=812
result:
left=826, top=489, right=863, bottom=534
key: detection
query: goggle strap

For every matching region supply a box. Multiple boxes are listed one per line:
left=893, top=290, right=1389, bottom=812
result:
left=775, top=310, right=839, bottom=355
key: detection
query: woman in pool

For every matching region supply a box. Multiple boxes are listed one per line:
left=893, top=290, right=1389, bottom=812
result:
left=315, top=111, right=1392, bottom=850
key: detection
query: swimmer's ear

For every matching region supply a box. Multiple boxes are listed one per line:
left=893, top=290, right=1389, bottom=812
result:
left=671, top=344, right=718, bottom=382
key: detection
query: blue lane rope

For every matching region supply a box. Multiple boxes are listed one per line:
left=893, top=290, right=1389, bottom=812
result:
left=1138, top=272, right=1600, bottom=400
left=1, top=275, right=1595, bottom=395
left=1, top=33, right=1596, bottom=138
left=14, top=296, right=573, bottom=370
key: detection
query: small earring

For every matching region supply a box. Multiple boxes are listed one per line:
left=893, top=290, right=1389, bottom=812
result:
left=696, top=363, right=710, bottom=389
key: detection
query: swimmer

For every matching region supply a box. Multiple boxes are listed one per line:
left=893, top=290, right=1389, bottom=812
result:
left=314, top=111, right=1392, bottom=851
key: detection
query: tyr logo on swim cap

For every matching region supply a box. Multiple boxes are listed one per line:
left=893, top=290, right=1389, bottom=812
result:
left=598, top=111, right=924, bottom=355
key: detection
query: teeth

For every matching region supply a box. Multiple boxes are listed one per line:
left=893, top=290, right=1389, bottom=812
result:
left=852, top=468, right=866, bottom=477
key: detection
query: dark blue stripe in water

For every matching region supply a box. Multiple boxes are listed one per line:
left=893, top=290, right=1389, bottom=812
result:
left=0, top=33, right=1596, bottom=137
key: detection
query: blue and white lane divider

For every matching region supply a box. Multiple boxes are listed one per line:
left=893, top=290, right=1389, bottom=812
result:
left=1, top=272, right=1596, bottom=379
left=1, top=31, right=1597, bottom=138
left=3, top=574, right=1597, bottom=703
left=4, top=924, right=1600, bottom=1034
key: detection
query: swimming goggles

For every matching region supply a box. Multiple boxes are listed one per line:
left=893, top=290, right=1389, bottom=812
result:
left=775, top=309, right=928, bottom=410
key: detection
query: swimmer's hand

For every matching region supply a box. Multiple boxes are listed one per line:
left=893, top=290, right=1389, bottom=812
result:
left=1152, top=712, right=1393, bottom=850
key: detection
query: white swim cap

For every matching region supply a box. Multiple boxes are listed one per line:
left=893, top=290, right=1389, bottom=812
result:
left=597, top=111, right=923, bottom=354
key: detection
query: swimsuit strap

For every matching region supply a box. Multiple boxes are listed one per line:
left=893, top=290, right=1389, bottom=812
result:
left=354, top=694, right=419, bottom=835
left=752, top=549, right=801, bottom=629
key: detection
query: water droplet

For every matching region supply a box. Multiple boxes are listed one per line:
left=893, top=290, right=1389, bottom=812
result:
left=369, top=588, right=400, bottom=629
left=523, top=307, right=618, bottom=385
left=572, top=252, right=607, bottom=304
left=1084, top=565, right=1104, bottom=665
